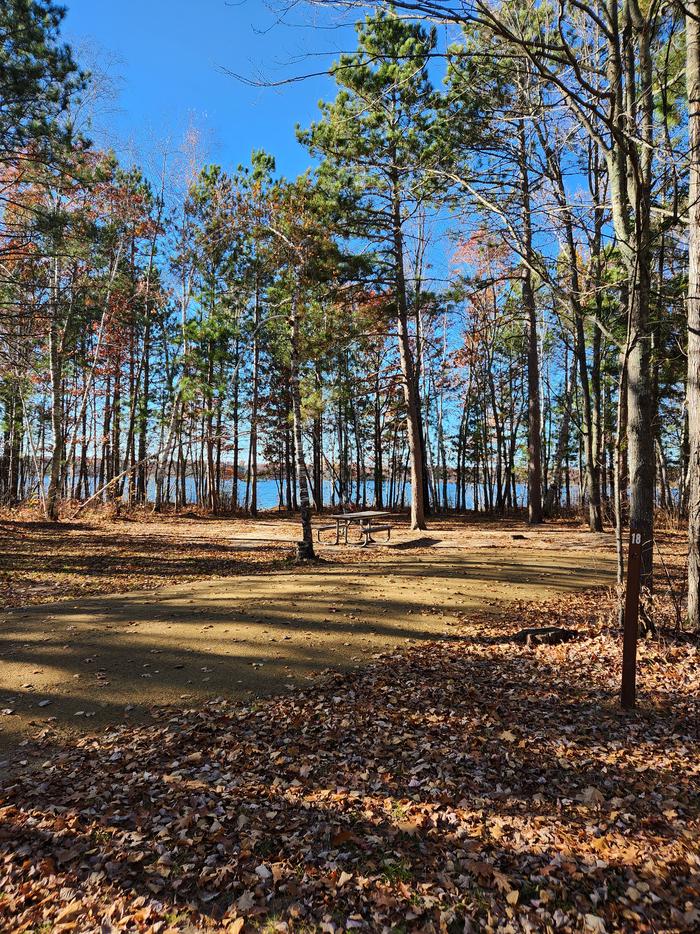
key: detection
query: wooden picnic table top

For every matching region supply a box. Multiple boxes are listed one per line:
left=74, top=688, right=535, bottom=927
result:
left=329, top=511, right=391, bottom=522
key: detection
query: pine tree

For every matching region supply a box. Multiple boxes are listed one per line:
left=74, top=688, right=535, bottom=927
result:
left=300, top=10, right=443, bottom=530
left=0, top=0, right=83, bottom=163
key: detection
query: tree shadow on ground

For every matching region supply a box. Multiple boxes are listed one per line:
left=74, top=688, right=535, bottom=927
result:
left=0, top=548, right=615, bottom=753
left=389, top=537, right=442, bottom=549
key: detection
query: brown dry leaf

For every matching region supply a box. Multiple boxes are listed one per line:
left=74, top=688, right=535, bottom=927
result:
left=331, top=829, right=355, bottom=846
left=580, top=786, right=605, bottom=806
left=54, top=901, right=83, bottom=925
left=0, top=546, right=696, bottom=934
left=584, top=914, right=607, bottom=932
left=236, top=891, right=255, bottom=911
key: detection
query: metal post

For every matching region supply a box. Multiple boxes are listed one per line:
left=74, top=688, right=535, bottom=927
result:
left=621, top=529, right=642, bottom=709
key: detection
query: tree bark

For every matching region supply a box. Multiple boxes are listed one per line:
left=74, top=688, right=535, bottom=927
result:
left=687, top=0, right=700, bottom=629
left=518, top=117, right=542, bottom=524
left=46, top=313, right=63, bottom=522
left=390, top=169, right=427, bottom=530
left=544, top=354, right=574, bottom=516
left=289, top=281, right=315, bottom=559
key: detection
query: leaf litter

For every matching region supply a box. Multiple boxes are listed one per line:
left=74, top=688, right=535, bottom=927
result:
left=0, top=586, right=698, bottom=933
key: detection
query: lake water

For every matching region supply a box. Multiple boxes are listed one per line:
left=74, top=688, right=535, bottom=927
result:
left=153, top=477, right=539, bottom=511
left=44, top=473, right=578, bottom=511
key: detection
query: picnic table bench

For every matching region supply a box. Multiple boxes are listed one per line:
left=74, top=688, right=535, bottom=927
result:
left=316, top=511, right=392, bottom=547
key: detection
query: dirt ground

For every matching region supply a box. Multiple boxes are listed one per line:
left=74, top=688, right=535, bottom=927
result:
left=0, top=513, right=619, bottom=770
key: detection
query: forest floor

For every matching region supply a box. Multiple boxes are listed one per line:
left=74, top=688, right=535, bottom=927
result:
left=0, top=511, right=697, bottom=932
left=0, top=511, right=617, bottom=761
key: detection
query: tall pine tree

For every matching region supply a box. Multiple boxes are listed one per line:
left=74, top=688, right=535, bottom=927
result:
left=300, top=11, right=443, bottom=530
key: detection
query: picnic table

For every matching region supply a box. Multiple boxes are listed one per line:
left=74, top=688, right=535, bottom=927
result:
left=317, top=510, right=392, bottom=547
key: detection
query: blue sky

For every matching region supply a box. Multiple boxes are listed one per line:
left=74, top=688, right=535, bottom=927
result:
left=63, top=0, right=358, bottom=178
left=62, top=0, right=459, bottom=286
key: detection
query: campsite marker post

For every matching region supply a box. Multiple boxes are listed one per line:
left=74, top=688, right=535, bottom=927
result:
left=621, top=529, right=642, bottom=709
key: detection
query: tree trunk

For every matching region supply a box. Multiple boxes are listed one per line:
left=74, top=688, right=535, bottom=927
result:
left=537, top=123, right=602, bottom=530
left=137, top=308, right=150, bottom=503
left=46, top=292, right=63, bottom=522
left=518, top=118, right=542, bottom=524
left=390, top=170, right=426, bottom=530
left=687, top=0, right=700, bottom=629
left=544, top=356, right=574, bottom=516
left=289, top=282, right=315, bottom=559
left=373, top=364, right=384, bottom=508
left=626, top=279, right=655, bottom=589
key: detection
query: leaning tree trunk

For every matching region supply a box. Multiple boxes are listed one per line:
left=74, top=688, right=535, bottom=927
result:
left=289, top=281, right=315, bottom=560
left=687, top=0, right=700, bottom=630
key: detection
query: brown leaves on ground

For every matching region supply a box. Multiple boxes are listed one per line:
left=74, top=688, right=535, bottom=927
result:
left=0, top=509, right=418, bottom=611
left=1, top=588, right=698, bottom=933
left=0, top=511, right=294, bottom=609
left=0, top=509, right=630, bottom=612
